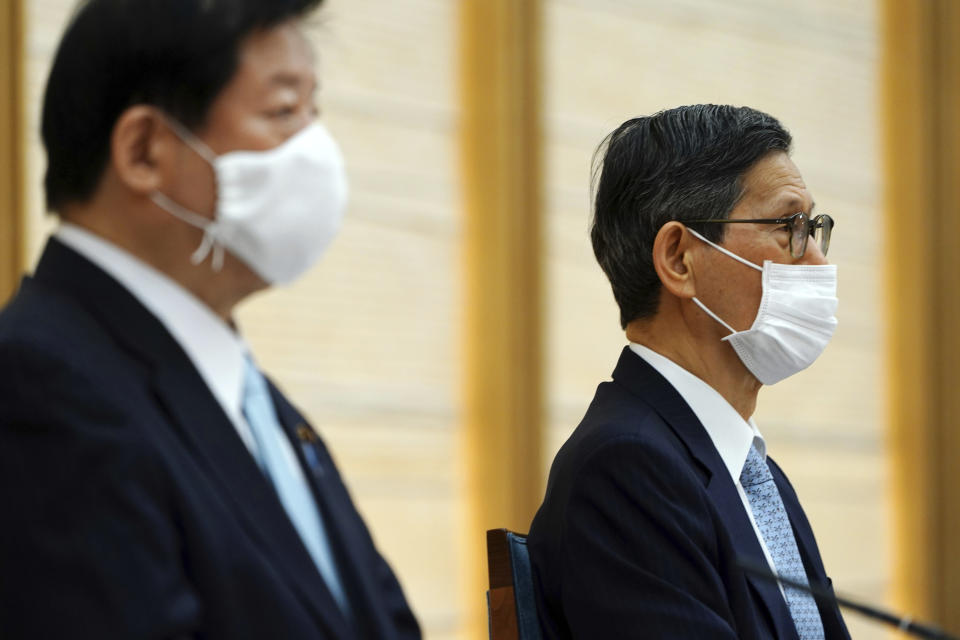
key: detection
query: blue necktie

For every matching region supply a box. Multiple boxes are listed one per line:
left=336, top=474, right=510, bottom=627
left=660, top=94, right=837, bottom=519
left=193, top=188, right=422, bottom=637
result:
left=242, top=356, right=349, bottom=614
left=740, top=444, right=825, bottom=639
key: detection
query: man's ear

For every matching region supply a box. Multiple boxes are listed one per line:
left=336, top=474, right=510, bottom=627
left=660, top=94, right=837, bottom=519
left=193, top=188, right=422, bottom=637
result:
left=109, top=106, right=172, bottom=196
left=652, top=221, right=699, bottom=299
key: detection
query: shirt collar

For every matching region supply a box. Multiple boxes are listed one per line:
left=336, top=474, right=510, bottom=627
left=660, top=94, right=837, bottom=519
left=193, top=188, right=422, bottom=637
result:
left=629, top=342, right=765, bottom=481
left=55, top=223, right=248, bottom=424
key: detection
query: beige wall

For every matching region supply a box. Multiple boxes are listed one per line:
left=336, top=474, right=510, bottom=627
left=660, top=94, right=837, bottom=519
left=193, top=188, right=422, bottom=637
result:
left=23, top=0, right=62, bottom=265
left=242, top=2, right=464, bottom=636
left=24, top=1, right=888, bottom=639
left=240, top=2, right=464, bottom=637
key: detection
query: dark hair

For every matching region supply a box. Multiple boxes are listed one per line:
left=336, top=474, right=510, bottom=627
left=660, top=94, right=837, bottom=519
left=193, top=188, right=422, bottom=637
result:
left=590, top=104, right=792, bottom=328
left=42, top=0, right=324, bottom=212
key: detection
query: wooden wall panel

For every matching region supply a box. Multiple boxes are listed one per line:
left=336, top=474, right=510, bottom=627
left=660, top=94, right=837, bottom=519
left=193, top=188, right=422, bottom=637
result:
left=883, top=0, right=960, bottom=632
left=0, top=0, right=23, bottom=302
left=459, top=0, right=544, bottom=637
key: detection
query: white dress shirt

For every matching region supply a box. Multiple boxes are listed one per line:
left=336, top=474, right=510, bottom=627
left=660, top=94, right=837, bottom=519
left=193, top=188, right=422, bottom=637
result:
left=629, top=342, right=785, bottom=589
left=56, top=223, right=277, bottom=463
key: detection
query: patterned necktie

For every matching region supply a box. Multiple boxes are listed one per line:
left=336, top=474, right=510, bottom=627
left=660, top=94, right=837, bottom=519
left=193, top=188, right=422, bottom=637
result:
left=242, top=356, right=349, bottom=614
left=740, top=444, right=825, bottom=639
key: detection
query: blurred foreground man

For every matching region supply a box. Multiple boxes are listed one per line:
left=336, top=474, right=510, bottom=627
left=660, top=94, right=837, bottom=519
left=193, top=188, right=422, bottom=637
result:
left=528, top=105, right=851, bottom=639
left=0, top=1, right=420, bottom=638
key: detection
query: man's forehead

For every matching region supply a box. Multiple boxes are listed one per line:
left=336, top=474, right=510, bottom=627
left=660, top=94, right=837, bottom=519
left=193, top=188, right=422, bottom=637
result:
left=235, top=23, right=317, bottom=86
left=738, top=153, right=814, bottom=211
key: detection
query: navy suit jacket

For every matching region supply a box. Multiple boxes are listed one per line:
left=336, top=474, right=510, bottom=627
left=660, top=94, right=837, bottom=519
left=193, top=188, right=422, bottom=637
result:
left=528, top=347, right=850, bottom=639
left=0, top=239, right=421, bottom=639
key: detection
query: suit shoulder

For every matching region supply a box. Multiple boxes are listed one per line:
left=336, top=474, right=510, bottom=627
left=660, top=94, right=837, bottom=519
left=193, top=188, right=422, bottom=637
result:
left=0, top=278, right=139, bottom=377
left=534, top=379, right=706, bottom=537
left=554, top=379, right=687, bottom=472
left=529, top=380, right=720, bottom=591
left=0, top=281, right=154, bottom=436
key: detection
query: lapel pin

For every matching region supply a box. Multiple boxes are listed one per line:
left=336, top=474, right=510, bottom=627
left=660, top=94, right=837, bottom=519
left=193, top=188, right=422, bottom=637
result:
left=295, top=423, right=324, bottom=476
left=296, top=424, right=316, bottom=443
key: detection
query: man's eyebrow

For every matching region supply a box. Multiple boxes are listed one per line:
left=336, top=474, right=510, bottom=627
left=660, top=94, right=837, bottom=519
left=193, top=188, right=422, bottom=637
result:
left=267, top=72, right=317, bottom=90
left=781, top=198, right=815, bottom=214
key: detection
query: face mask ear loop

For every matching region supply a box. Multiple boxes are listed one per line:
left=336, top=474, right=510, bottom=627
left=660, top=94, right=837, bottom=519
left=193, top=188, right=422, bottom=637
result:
left=158, top=116, right=222, bottom=272
left=161, top=116, right=218, bottom=164
left=150, top=192, right=225, bottom=272
left=190, top=228, right=225, bottom=272
left=691, top=296, right=738, bottom=338
left=686, top=227, right=763, bottom=272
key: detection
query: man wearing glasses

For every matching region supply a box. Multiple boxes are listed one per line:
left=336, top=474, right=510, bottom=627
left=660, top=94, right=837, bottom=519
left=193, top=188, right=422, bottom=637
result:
left=527, top=105, right=850, bottom=639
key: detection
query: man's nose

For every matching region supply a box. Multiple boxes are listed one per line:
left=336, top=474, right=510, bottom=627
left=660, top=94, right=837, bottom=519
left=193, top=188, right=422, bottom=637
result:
left=800, top=237, right=829, bottom=265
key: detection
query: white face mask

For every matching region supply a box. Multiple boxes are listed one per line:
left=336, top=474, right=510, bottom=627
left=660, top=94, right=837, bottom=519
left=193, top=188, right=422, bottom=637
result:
left=151, top=119, right=348, bottom=284
left=686, top=228, right=838, bottom=385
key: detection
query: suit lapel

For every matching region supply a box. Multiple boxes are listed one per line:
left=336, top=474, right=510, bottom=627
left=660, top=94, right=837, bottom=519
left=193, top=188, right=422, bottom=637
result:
left=269, top=386, right=394, bottom=640
left=32, top=239, right=351, bottom=638
left=611, top=347, right=799, bottom=640
left=152, top=366, right=352, bottom=638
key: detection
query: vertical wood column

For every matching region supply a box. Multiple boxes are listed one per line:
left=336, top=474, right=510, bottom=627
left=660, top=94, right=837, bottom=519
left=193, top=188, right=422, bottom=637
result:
left=459, top=0, right=543, bottom=636
left=883, top=0, right=960, bottom=631
left=0, top=0, right=24, bottom=303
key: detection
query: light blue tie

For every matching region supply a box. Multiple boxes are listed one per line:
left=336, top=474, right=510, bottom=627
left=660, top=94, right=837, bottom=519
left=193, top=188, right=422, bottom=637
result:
left=242, top=356, right=349, bottom=614
left=740, top=444, right=825, bottom=640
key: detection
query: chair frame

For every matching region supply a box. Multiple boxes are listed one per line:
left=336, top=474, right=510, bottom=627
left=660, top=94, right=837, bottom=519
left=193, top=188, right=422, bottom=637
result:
left=486, top=528, right=542, bottom=640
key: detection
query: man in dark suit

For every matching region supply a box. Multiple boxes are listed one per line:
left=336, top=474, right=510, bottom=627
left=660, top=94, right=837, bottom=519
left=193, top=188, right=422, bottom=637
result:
left=0, top=1, right=420, bottom=638
left=528, top=105, right=850, bottom=639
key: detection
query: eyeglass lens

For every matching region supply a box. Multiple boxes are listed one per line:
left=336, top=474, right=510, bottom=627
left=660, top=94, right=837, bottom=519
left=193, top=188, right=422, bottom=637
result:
left=789, top=213, right=832, bottom=258
left=789, top=215, right=808, bottom=258
left=814, top=215, right=832, bottom=257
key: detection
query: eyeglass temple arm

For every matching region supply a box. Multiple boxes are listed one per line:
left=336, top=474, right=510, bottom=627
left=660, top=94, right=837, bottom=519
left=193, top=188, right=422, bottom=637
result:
left=686, top=218, right=793, bottom=224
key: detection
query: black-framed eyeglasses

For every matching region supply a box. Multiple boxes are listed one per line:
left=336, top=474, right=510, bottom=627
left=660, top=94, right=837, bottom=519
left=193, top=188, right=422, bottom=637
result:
left=687, top=212, right=834, bottom=258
